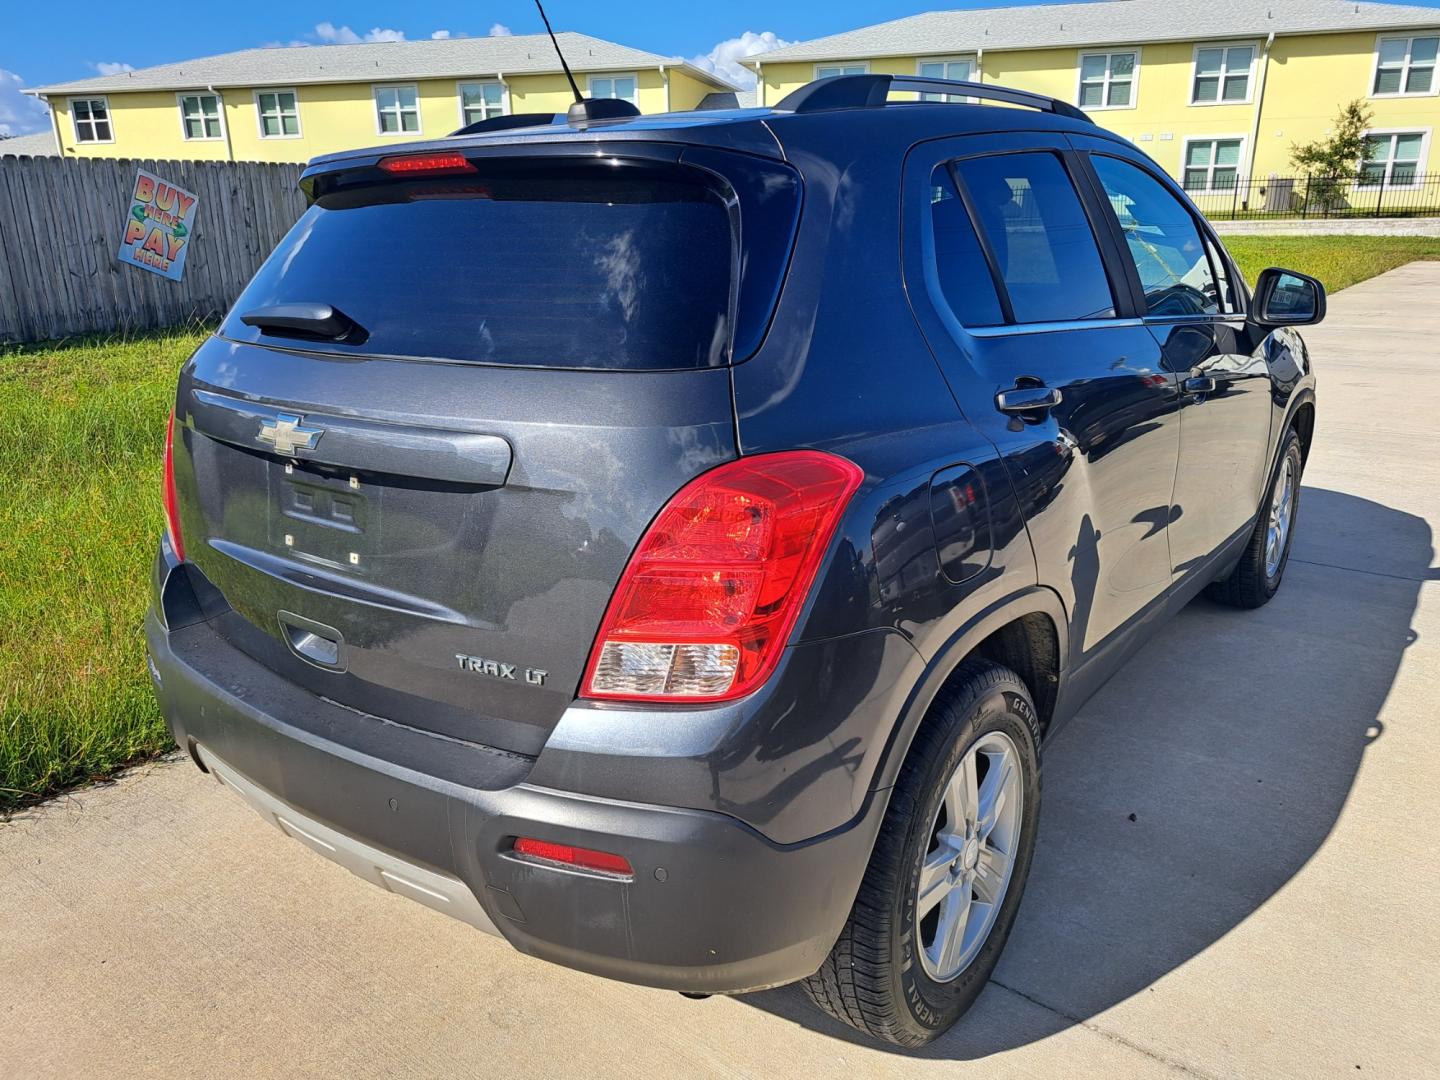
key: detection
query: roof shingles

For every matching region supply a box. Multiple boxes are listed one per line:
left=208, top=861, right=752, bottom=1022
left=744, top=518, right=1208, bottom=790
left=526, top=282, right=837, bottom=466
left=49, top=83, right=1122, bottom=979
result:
left=753, top=0, right=1440, bottom=63
left=31, top=32, right=736, bottom=96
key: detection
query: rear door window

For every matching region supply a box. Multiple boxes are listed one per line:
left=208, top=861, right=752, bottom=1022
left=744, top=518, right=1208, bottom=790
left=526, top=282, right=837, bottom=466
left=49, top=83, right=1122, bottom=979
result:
left=951, top=152, right=1116, bottom=324
left=928, top=166, right=1006, bottom=328
left=223, top=161, right=737, bottom=370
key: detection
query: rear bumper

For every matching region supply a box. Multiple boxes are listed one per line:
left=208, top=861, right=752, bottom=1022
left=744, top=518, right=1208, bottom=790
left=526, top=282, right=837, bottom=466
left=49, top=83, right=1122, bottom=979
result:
left=146, top=605, right=887, bottom=994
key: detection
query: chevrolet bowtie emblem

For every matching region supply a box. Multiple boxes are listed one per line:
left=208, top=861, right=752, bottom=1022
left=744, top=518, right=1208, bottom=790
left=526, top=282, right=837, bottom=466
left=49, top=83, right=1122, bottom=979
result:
left=258, top=413, right=323, bottom=456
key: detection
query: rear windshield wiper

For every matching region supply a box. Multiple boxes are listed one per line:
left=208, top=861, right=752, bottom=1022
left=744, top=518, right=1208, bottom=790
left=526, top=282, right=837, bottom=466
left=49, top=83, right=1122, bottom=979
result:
left=240, top=303, right=368, bottom=345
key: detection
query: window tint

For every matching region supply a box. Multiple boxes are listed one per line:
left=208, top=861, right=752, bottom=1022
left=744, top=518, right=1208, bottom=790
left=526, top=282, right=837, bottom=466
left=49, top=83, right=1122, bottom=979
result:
left=952, top=152, right=1115, bottom=324
left=928, top=166, right=1005, bottom=327
left=1091, top=155, right=1219, bottom=317
left=224, top=162, right=736, bottom=370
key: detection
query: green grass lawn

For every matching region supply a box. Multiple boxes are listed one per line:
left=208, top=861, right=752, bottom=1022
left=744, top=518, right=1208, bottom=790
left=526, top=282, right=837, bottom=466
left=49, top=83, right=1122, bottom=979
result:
left=1, top=234, right=1437, bottom=808
left=0, top=326, right=207, bottom=807
left=1224, top=235, right=1440, bottom=295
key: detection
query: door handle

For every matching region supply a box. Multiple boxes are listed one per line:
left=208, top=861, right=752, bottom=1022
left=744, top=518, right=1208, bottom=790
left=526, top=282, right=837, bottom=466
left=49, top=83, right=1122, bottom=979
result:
left=995, top=385, right=1063, bottom=415
left=1182, top=375, right=1217, bottom=396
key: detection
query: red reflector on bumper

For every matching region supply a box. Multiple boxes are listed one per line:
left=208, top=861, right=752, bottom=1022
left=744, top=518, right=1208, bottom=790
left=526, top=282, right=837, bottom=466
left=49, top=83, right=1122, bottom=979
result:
left=512, top=837, right=634, bottom=877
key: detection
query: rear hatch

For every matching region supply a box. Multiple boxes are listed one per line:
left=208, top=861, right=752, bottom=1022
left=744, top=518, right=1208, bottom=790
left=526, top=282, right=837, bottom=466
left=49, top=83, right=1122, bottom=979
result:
left=171, top=140, right=801, bottom=756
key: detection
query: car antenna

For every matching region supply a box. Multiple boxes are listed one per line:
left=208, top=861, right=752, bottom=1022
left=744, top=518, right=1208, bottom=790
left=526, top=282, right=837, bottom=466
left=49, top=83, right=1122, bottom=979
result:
left=532, top=0, right=641, bottom=125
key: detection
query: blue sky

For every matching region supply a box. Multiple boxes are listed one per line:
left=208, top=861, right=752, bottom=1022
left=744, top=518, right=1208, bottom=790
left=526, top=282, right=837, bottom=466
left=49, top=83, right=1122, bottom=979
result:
left=5, top=0, right=1440, bottom=135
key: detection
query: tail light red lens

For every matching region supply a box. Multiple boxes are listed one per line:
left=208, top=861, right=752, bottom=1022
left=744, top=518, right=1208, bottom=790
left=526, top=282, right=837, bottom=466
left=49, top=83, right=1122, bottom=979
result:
left=512, top=837, right=634, bottom=877
left=162, top=409, right=185, bottom=561
left=377, top=152, right=477, bottom=175
left=581, top=451, right=864, bottom=703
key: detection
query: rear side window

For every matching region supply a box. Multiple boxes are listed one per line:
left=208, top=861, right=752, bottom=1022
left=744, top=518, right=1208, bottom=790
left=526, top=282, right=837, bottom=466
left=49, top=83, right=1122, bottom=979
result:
left=929, top=167, right=1005, bottom=328
left=224, top=161, right=736, bottom=370
left=952, top=152, right=1115, bottom=324
left=1089, top=154, right=1220, bottom=317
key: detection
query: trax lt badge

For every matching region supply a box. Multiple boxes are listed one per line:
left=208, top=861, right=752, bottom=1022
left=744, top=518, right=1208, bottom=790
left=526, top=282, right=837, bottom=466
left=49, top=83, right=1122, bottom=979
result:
left=456, top=653, right=548, bottom=687
left=258, top=413, right=323, bottom=456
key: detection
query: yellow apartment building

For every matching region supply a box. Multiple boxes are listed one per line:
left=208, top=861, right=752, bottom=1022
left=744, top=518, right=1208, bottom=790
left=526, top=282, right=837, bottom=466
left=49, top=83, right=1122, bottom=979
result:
left=749, top=0, right=1440, bottom=194
left=24, top=32, right=739, bottom=163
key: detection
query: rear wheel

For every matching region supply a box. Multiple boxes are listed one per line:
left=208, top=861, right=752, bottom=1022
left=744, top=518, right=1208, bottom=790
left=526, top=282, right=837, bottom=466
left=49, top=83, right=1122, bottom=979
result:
left=1207, top=429, right=1303, bottom=609
left=802, top=659, right=1041, bottom=1046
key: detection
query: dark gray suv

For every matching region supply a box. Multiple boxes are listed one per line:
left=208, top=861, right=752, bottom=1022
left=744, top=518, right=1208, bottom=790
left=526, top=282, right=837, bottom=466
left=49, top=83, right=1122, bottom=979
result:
left=147, top=75, right=1322, bottom=1046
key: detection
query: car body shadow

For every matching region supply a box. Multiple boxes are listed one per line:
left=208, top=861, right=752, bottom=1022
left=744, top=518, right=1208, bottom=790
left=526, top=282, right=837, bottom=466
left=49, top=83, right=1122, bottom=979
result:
left=741, top=487, right=1432, bottom=1057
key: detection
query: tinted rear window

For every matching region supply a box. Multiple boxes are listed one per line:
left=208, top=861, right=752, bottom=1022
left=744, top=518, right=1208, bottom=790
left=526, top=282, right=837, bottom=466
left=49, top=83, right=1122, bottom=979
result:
left=224, top=161, right=735, bottom=370
left=952, top=152, right=1116, bottom=324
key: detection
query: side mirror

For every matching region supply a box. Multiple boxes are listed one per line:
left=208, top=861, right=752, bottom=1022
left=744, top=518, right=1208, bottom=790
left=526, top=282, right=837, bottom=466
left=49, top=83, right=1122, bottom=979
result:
left=1252, top=267, right=1326, bottom=328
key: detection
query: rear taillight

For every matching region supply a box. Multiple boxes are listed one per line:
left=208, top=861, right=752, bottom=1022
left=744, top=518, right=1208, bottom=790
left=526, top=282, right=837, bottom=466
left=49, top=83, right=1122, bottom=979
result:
left=162, top=410, right=185, bottom=561
left=581, top=451, right=864, bottom=703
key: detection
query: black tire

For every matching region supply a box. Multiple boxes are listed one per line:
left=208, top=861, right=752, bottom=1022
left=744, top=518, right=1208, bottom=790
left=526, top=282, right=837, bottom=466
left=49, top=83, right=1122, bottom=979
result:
left=1206, top=429, right=1303, bottom=609
left=802, top=659, right=1042, bottom=1046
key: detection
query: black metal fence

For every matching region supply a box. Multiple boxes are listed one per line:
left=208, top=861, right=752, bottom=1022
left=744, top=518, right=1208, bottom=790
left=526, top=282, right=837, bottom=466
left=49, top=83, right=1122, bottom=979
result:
left=1182, top=172, right=1440, bottom=221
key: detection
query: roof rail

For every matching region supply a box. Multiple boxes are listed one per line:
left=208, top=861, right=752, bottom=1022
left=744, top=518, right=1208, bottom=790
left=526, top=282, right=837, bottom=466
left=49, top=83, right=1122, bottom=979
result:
left=449, top=112, right=566, bottom=137
left=773, top=74, right=1093, bottom=124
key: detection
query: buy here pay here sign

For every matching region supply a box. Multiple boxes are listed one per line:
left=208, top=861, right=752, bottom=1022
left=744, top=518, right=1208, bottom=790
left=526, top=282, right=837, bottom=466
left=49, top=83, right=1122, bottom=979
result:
left=118, top=169, right=199, bottom=281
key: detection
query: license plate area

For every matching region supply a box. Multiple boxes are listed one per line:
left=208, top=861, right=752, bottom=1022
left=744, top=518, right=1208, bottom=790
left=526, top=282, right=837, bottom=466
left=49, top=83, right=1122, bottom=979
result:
left=268, top=461, right=376, bottom=572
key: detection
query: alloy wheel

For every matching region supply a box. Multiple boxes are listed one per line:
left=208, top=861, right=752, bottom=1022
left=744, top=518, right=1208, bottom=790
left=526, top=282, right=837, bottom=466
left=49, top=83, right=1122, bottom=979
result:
left=916, top=730, right=1025, bottom=982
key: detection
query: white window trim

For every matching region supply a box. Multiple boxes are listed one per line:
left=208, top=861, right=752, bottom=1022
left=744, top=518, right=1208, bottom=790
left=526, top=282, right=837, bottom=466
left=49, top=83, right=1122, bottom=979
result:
left=1370, top=32, right=1440, bottom=98
left=67, top=95, right=114, bottom=145
left=813, top=61, right=870, bottom=80
left=1180, top=134, right=1250, bottom=194
left=915, top=56, right=979, bottom=100
left=1188, top=41, right=1260, bottom=107
left=1358, top=127, right=1432, bottom=189
left=456, top=79, right=509, bottom=127
left=253, top=88, right=303, bottom=140
left=176, top=91, right=226, bottom=142
left=1075, top=47, right=1141, bottom=112
left=373, top=83, right=423, bottom=137
left=586, top=72, right=640, bottom=105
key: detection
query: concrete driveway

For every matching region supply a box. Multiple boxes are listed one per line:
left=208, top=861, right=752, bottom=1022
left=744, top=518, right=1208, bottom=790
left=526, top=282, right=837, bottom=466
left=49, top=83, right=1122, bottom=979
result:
left=4, top=264, right=1438, bottom=1079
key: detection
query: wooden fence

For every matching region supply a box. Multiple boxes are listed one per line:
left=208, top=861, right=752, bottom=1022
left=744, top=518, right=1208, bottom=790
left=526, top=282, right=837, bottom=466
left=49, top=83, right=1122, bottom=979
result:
left=0, top=154, right=307, bottom=344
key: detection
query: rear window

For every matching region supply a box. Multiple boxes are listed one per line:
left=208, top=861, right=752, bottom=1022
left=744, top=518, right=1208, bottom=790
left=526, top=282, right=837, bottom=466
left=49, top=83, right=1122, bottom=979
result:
left=223, top=160, right=736, bottom=370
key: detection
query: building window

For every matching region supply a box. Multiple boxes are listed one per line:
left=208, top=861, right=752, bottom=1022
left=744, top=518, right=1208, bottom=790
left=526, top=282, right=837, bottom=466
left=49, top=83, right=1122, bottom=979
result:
left=69, top=97, right=112, bottom=143
left=459, top=81, right=505, bottom=125
left=375, top=85, right=421, bottom=134
left=1360, top=131, right=1427, bottom=187
left=1373, top=35, right=1438, bottom=95
left=1078, top=50, right=1138, bottom=109
left=1183, top=138, right=1244, bottom=192
left=815, top=63, right=869, bottom=79
left=918, top=57, right=976, bottom=101
left=179, top=94, right=223, bottom=140
left=1192, top=44, right=1255, bottom=104
left=256, top=90, right=300, bottom=138
left=588, top=75, right=637, bottom=104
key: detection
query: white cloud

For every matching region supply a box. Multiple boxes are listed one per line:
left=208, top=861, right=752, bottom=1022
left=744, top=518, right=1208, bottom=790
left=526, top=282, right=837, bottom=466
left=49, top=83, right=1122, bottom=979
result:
left=313, top=21, right=406, bottom=44
left=691, top=31, right=792, bottom=89
left=0, top=68, right=50, bottom=137
left=431, top=29, right=451, bottom=39
left=488, top=23, right=512, bottom=37
left=93, top=61, right=135, bottom=76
